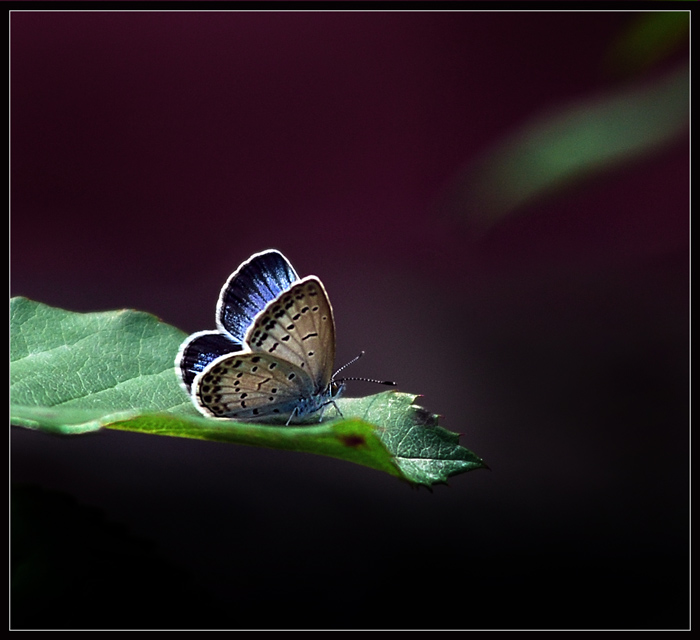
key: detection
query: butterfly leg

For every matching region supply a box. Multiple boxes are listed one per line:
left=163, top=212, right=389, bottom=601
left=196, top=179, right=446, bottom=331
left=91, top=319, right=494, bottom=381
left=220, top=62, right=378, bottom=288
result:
left=317, top=400, right=343, bottom=422
left=286, top=405, right=300, bottom=427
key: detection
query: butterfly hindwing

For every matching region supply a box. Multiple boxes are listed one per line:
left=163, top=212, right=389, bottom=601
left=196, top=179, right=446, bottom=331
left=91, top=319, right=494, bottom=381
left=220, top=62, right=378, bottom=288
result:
left=176, top=330, right=243, bottom=393
left=243, top=276, right=336, bottom=390
left=193, top=352, right=316, bottom=421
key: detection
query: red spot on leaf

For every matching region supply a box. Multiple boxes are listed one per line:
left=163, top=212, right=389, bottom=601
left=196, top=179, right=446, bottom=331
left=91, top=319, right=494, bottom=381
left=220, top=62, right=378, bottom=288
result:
left=339, top=435, right=366, bottom=448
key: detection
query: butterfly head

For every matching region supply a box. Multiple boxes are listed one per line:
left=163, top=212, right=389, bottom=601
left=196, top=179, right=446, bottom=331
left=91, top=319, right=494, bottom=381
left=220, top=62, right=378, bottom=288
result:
left=328, top=379, right=346, bottom=401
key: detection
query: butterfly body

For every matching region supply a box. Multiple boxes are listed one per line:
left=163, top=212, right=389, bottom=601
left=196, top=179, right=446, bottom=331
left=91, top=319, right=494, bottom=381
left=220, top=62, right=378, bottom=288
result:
left=176, top=251, right=344, bottom=424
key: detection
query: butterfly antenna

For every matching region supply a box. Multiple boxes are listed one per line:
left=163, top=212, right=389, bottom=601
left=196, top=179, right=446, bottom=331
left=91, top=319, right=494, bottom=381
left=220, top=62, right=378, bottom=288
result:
left=333, top=351, right=365, bottom=378
left=333, top=351, right=396, bottom=386
left=337, top=377, right=397, bottom=386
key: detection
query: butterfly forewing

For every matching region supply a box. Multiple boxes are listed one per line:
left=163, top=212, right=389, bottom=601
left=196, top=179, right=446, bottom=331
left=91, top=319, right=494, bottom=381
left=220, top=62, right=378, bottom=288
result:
left=216, top=250, right=299, bottom=342
left=194, top=352, right=315, bottom=421
left=244, top=276, right=336, bottom=390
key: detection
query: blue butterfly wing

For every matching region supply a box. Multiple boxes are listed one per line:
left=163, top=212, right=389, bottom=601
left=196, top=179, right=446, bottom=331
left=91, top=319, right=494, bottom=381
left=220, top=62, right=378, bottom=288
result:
left=176, top=330, right=243, bottom=393
left=216, top=249, right=299, bottom=342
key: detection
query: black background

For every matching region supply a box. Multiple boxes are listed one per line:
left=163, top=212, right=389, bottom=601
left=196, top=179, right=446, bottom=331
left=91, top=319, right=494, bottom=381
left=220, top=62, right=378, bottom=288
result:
left=11, top=9, right=689, bottom=629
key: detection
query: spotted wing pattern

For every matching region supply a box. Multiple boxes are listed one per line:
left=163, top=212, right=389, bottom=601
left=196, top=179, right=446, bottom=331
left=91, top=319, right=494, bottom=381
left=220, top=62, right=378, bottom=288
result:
left=178, top=250, right=342, bottom=424
left=193, top=352, right=318, bottom=422
left=244, top=276, right=335, bottom=390
left=176, top=330, right=243, bottom=393
left=192, top=276, right=337, bottom=423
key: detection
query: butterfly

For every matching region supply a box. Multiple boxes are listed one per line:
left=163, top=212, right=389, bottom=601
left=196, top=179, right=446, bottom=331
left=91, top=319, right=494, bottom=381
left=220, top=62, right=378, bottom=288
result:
left=177, top=249, right=381, bottom=425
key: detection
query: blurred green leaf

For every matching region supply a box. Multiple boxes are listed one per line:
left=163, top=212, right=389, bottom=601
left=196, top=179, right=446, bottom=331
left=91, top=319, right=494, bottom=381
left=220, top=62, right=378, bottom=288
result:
left=607, top=12, right=690, bottom=74
left=11, top=297, right=486, bottom=486
left=448, top=64, right=688, bottom=226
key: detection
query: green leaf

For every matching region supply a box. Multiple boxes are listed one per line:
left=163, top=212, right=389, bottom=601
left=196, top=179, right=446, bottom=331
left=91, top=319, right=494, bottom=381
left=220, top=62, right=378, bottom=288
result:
left=10, top=297, right=486, bottom=486
left=10, top=296, right=193, bottom=431
left=447, top=63, right=688, bottom=226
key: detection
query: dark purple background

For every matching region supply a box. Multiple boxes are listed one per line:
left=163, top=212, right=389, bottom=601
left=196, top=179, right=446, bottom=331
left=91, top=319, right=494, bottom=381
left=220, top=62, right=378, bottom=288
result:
left=11, top=11, right=688, bottom=629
